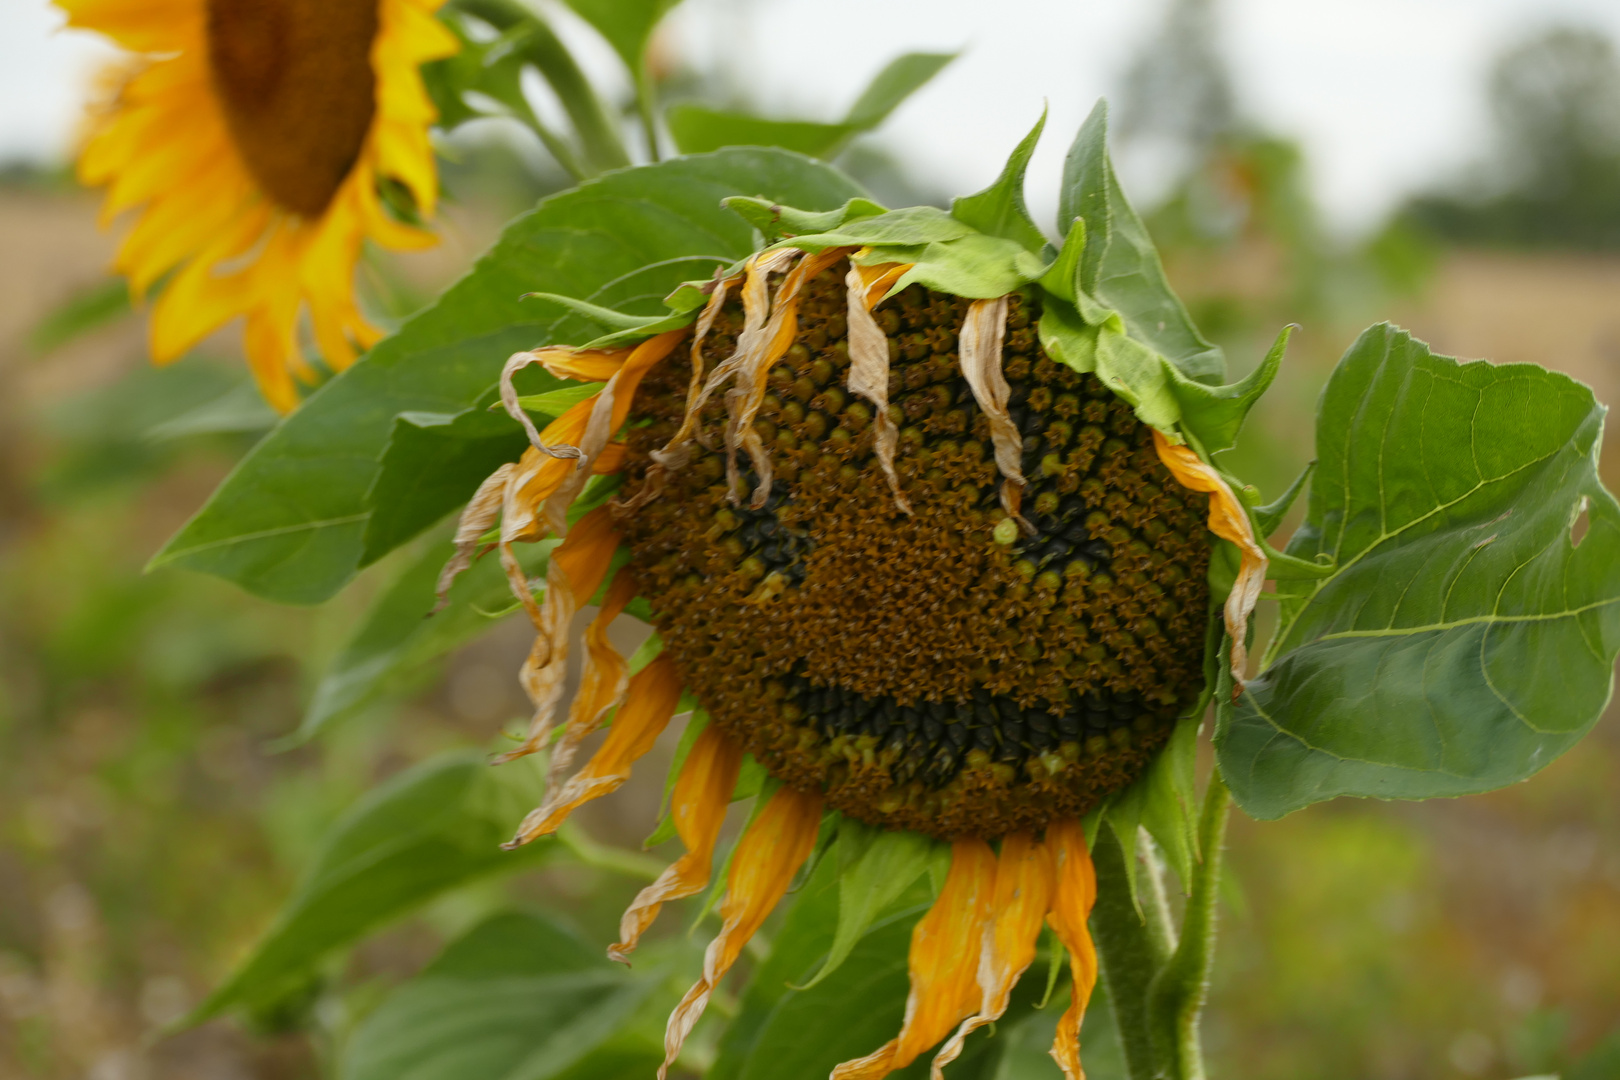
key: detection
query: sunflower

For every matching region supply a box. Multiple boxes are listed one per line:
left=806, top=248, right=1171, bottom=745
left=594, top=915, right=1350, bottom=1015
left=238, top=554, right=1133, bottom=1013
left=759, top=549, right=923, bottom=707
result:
left=59, top=0, right=458, bottom=412
left=441, top=178, right=1265, bottom=1077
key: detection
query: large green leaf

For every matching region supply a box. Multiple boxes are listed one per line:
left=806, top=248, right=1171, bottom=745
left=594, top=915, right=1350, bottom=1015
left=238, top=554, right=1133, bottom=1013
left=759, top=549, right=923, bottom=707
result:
left=1057, top=101, right=1223, bottom=384
left=1218, top=324, right=1620, bottom=819
left=667, top=52, right=954, bottom=160
left=152, top=150, right=864, bottom=604
left=190, top=751, right=551, bottom=1023
left=338, top=911, right=668, bottom=1080
left=295, top=538, right=553, bottom=744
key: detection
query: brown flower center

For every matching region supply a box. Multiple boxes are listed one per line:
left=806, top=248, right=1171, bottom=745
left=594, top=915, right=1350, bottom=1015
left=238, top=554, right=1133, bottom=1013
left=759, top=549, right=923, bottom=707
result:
left=205, top=0, right=379, bottom=218
left=615, top=267, right=1213, bottom=839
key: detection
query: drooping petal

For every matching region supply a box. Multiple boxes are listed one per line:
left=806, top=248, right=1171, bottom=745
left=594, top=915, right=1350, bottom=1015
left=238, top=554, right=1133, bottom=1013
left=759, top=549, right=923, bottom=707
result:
left=854, top=258, right=912, bottom=307
left=1044, top=818, right=1099, bottom=1080
left=546, top=570, right=638, bottom=788
left=650, top=271, right=737, bottom=472
left=660, top=784, right=825, bottom=1079
left=1151, top=429, right=1268, bottom=690
left=958, top=295, right=1031, bottom=530
left=661, top=248, right=799, bottom=462
left=499, top=348, right=598, bottom=461
left=495, top=504, right=621, bottom=764
left=506, top=654, right=685, bottom=847
left=931, top=832, right=1054, bottom=1078
left=540, top=329, right=688, bottom=536
left=844, top=261, right=910, bottom=514
left=434, top=462, right=514, bottom=608
left=610, top=724, right=745, bottom=962
left=832, top=839, right=998, bottom=1080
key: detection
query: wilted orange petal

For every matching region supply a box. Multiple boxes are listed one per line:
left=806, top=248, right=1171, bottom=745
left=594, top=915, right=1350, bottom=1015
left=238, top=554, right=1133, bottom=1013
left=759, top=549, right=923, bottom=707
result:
left=535, top=345, right=634, bottom=382
left=507, top=654, right=684, bottom=847
left=651, top=273, right=739, bottom=473
left=660, top=784, right=824, bottom=1079
left=610, top=725, right=745, bottom=962
left=1151, top=429, right=1268, bottom=690
left=541, top=328, right=687, bottom=536
left=1044, top=818, right=1099, bottom=1080
left=833, top=839, right=997, bottom=1080
left=854, top=259, right=912, bottom=307
left=499, top=403, right=596, bottom=544
left=728, top=247, right=854, bottom=509
left=545, top=570, right=638, bottom=787
left=435, top=462, right=514, bottom=609
left=932, top=832, right=1054, bottom=1078
left=495, top=505, right=621, bottom=764
left=593, top=441, right=628, bottom=474
left=499, top=349, right=594, bottom=463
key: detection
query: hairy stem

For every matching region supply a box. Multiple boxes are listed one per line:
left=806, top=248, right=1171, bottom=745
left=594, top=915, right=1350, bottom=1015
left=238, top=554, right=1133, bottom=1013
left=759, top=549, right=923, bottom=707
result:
left=1090, top=826, right=1170, bottom=1080
left=1147, top=772, right=1232, bottom=1080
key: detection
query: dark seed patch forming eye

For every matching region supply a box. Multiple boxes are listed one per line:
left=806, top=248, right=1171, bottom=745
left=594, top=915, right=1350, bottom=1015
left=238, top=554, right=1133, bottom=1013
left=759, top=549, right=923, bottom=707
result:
left=612, top=262, right=1213, bottom=838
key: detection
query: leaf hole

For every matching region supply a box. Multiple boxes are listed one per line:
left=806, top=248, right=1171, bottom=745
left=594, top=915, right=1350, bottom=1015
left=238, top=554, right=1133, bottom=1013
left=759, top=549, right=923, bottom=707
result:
left=1570, top=496, right=1590, bottom=548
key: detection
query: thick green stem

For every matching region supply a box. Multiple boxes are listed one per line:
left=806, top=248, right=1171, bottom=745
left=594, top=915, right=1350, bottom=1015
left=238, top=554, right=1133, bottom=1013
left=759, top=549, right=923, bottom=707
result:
left=1146, top=772, right=1232, bottom=1080
left=1090, top=826, right=1170, bottom=1080
left=635, top=65, right=662, bottom=162
left=452, top=0, right=630, bottom=175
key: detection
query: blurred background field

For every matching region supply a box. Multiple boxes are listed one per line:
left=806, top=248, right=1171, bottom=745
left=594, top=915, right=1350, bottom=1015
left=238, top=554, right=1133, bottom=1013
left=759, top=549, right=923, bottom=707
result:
left=2, top=1, right=1620, bottom=1078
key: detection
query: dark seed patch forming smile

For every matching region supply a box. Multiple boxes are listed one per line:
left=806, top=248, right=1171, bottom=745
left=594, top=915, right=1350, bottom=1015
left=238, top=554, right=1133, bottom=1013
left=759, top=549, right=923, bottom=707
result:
left=613, top=261, right=1213, bottom=838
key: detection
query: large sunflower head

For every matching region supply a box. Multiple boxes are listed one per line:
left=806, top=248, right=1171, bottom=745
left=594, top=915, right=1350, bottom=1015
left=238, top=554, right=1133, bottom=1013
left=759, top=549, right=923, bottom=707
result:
left=439, top=118, right=1266, bottom=1079
left=59, top=0, right=458, bottom=411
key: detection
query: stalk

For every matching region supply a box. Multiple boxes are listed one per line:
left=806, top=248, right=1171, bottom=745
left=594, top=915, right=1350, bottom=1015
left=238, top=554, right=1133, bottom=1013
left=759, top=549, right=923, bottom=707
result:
left=635, top=64, right=663, bottom=162
left=1146, top=772, right=1232, bottom=1080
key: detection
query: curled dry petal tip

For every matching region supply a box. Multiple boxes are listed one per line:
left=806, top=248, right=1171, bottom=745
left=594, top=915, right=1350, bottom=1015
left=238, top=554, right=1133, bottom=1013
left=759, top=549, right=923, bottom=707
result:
left=1151, top=429, right=1268, bottom=692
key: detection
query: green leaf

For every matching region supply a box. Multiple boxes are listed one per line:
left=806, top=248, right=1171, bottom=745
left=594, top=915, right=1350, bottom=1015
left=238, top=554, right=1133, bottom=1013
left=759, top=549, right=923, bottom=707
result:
left=1253, top=460, right=1314, bottom=538
left=990, top=981, right=1128, bottom=1080
left=667, top=108, right=856, bottom=159
left=1165, top=324, right=1290, bottom=455
left=721, top=195, right=889, bottom=240
left=28, top=277, right=130, bottom=354
left=796, top=820, right=942, bottom=990
left=513, top=383, right=605, bottom=419
left=1569, top=1026, right=1620, bottom=1080
left=558, top=0, right=681, bottom=73
left=667, top=52, right=955, bottom=161
left=764, top=205, right=976, bottom=251
left=951, top=108, right=1049, bottom=254
left=884, top=233, right=1048, bottom=300
left=1218, top=324, right=1620, bottom=820
left=146, top=382, right=279, bottom=442
left=338, top=911, right=666, bottom=1080
left=362, top=397, right=528, bottom=565
left=1133, top=715, right=1202, bottom=887
left=842, top=53, right=957, bottom=130
left=296, top=537, right=552, bottom=744
left=152, top=149, right=864, bottom=604
left=189, top=751, right=551, bottom=1023
left=1058, top=100, right=1223, bottom=384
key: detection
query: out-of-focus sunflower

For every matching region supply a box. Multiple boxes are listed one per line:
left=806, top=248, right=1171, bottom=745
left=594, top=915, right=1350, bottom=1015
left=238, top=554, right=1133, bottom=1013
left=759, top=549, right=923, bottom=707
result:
left=440, top=123, right=1266, bottom=1078
left=59, top=0, right=458, bottom=412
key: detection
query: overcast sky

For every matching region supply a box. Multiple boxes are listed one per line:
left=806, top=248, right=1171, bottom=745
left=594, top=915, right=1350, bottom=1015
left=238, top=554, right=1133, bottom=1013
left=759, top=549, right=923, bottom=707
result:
left=8, top=0, right=1620, bottom=235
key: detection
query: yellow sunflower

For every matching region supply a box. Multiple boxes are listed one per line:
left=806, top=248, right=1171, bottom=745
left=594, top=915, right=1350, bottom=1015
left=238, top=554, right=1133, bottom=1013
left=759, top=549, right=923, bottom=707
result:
left=441, top=226, right=1263, bottom=1076
left=60, top=0, right=458, bottom=412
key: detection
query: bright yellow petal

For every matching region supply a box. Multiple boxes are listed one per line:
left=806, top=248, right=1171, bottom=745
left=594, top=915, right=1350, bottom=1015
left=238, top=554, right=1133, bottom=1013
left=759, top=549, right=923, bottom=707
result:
left=833, top=839, right=998, bottom=1080
left=610, top=725, right=745, bottom=962
left=506, top=655, right=685, bottom=846
left=660, top=785, right=824, bottom=1079
left=932, top=832, right=1054, bottom=1077
left=1044, top=818, right=1099, bottom=1080
left=1151, top=429, right=1268, bottom=690
left=57, top=0, right=201, bottom=52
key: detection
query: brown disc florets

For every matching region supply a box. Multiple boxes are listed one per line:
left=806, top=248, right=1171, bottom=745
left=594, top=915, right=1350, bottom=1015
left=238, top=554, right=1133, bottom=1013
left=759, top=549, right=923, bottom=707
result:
left=206, top=0, right=379, bottom=217
left=612, top=262, right=1212, bottom=838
